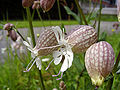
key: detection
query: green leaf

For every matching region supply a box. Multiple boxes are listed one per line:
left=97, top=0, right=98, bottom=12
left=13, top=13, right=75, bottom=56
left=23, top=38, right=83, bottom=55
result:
left=87, top=8, right=100, bottom=23
left=73, top=54, right=84, bottom=72
left=64, top=6, right=81, bottom=24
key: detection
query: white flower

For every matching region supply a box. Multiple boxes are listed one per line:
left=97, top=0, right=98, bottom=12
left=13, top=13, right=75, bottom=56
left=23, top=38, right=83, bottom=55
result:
left=23, top=37, right=50, bottom=72
left=46, top=26, right=74, bottom=80
left=23, top=26, right=74, bottom=77
left=1, top=48, right=7, bottom=54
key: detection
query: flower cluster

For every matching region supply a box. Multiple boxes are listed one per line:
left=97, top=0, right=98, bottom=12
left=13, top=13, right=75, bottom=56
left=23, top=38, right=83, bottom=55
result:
left=22, top=0, right=55, bottom=12
left=23, top=25, right=98, bottom=80
left=3, top=23, right=18, bottom=42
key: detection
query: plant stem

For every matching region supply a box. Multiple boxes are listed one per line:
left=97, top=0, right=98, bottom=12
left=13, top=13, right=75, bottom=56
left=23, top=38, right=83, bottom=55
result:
left=97, top=0, right=102, bottom=39
left=74, top=0, right=88, bottom=25
left=57, top=0, right=62, bottom=21
left=107, top=73, right=114, bottom=90
left=113, top=51, right=120, bottom=73
left=36, top=9, right=46, bottom=29
left=76, top=68, right=86, bottom=90
left=13, top=27, right=26, bottom=41
left=26, top=8, right=36, bottom=46
left=26, top=7, right=45, bottom=90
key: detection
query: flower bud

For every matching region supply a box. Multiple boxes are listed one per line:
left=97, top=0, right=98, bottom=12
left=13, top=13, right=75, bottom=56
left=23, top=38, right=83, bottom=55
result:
left=85, top=41, right=115, bottom=86
left=59, top=81, right=66, bottom=90
left=40, top=0, right=55, bottom=12
left=22, top=0, right=34, bottom=7
left=8, top=30, right=18, bottom=41
left=32, top=1, right=40, bottom=9
left=3, top=23, right=14, bottom=31
left=66, top=25, right=97, bottom=53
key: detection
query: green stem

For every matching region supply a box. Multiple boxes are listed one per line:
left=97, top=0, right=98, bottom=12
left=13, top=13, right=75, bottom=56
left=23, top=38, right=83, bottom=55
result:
left=13, top=27, right=26, bottom=41
left=97, top=0, right=102, bottom=40
left=57, top=0, right=62, bottom=21
left=107, top=73, right=114, bottom=90
left=26, top=8, right=36, bottom=46
left=76, top=68, right=86, bottom=90
left=113, top=51, right=120, bottom=73
left=26, top=7, right=45, bottom=90
left=74, top=0, right=88, bottom=25
left=36, top=9, right=46, bottom=28
left=32, top=9, right=35, bottom=20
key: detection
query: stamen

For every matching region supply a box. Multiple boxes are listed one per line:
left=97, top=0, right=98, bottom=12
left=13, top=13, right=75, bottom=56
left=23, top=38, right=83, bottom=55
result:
left=52, top=71, right=61, bottom=77
left=23, top=56, right=37, bottom=72
left=56, top=72, right=63, bottom=80
left=45, top=59, right=54, bottom=70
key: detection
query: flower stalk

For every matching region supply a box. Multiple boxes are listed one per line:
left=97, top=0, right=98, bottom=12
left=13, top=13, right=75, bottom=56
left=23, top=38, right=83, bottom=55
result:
left=36, top=9, right=45, bottom=28
left=74, top=0, right=88, bottom=25
left=26, top=7, right=36, bottom=46
left=13, top=27, right=26, bottom=41
left=97, top=0, right=102, bottom=39
left=113, top=51, right=120, bottom=73
left=57, top=0, right=62, bottom=21
left=26, top=7, right=45, bottom=90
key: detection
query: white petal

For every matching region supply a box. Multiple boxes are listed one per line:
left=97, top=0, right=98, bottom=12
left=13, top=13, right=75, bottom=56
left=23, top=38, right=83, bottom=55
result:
left=52, top=27, right=59, bottom=42
left=53, top=51, right=62, bottom=58
left=27, top=37, right=32, bottom=47
left=60, top=55, right=69, bottom=72
left=23, top=41, right=33, bottom=52
left=54, top=55, right=62, bottom=65
left=23, top=41, right=31, bottom=48
left=27, top=47, right=33, bottom=52
left=52, top=26, right=63, bottom=43
left=1, top=48, right=7, bottom=54
left=65, top=49, right=73, bottom=68
left=36, top=57, right=42, bottom=70
left=42, top=58, right=50, bottom=62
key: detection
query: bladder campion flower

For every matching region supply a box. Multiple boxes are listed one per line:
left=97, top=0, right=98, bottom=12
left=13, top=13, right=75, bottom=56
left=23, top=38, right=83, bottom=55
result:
left=45, top=26, right=73, bottom=80
left=3, top=23, right=14, bottom=30
left=66, top=25, right=97, bottom=53
left=23, top=26, right=65, bottom=72
left=85, top=41, right=115, bottom=86
left=3, top=23, right=18, bottom=41
left=40, top=0, right=55, bottom=12
left=32, top=0, right=40, bottom=9
left=22, top=0, right=35, bottom=7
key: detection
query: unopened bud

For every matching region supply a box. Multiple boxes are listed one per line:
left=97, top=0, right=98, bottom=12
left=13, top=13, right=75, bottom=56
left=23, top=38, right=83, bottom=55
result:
left=32, top=1, right=40, bottom=9
left=85, top=41, right=115, bottom=86
left=22, top=0, right=34, bottom=7
left=59, top=81, right=66, bottom=90
left=40, top=0, right=55, bottom=12
left=8, top=30, right=18, bottom=41
left=3, top=23, right=14, bottom=31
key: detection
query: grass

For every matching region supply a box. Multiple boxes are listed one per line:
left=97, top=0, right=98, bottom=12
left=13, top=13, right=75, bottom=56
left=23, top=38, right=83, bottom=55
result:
left=100, top=15, right=118, bottom=22
left=0, top=14, right=118, bottom=28
left=1, top=20, right=79, bottom=28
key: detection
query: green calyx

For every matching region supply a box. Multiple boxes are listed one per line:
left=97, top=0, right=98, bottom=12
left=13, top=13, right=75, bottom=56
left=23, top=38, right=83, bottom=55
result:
left=91, top=75, right=104, bottom=86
